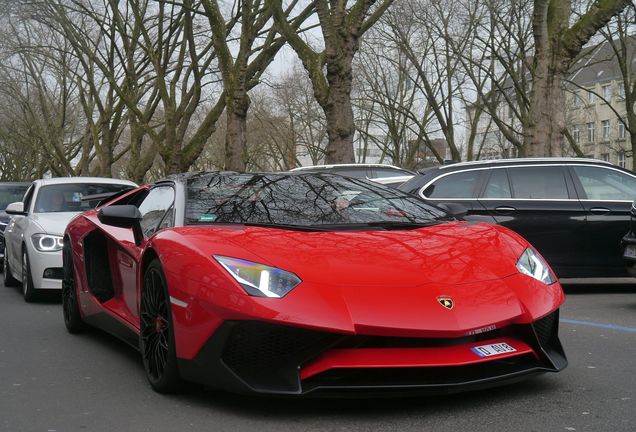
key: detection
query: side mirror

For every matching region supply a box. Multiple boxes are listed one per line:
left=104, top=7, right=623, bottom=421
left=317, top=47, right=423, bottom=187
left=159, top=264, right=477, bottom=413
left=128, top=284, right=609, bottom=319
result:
left=5, top=202, right=26, bottom=216
left=98, top=205, right=144, bottom=246
left=437, top=202, right=468, bottom=219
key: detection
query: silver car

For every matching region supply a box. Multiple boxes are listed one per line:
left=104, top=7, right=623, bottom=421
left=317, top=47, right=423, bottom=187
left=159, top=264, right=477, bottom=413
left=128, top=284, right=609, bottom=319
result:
left=3, top=177, right=137, bottom=301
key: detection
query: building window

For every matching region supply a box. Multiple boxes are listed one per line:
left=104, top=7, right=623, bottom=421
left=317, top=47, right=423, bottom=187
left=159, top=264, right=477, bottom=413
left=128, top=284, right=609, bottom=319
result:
left=602, top=120, right=610, bottom=141
left=600, top=153, right=610, bottom=162
left=618, top=151, right=626, bottom=168
left=619, top=82, right=626, bottom=99
left=602, top=84, right=611, bottom=101
left=572, top=92, right=580, bottom=108
left=588, top=90, right=596, bottom=104
left=572, top=125, right=580, bottom=144
left=619, top=122, right=626, bottom=140
left=587, top=122, right=595, bottom=143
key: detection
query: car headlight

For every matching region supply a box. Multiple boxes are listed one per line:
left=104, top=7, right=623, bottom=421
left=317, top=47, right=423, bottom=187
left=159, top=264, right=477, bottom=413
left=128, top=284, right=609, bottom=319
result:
left=516, top=248, right=556, bottom=285
left=32, top=234, right=64, bottom=252
left=214, top=255, right=301, bottom=298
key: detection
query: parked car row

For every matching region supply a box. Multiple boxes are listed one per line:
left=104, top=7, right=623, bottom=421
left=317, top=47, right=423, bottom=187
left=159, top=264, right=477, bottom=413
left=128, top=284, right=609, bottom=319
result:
left=3, top=159, right=635, bottom=398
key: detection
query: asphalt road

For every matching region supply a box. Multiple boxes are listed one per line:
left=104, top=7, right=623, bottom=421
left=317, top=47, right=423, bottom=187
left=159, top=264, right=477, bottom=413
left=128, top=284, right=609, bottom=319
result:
left=1, top=282, right=635, bottom=432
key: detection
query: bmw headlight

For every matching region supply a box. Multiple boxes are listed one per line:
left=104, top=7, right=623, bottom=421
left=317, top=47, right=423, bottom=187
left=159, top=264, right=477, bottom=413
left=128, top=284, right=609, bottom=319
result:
left=32, top=234, right=64, bottom=252
left=214, top=255, right=301, bottom=298
left=516, top=248, right=556, bottom=285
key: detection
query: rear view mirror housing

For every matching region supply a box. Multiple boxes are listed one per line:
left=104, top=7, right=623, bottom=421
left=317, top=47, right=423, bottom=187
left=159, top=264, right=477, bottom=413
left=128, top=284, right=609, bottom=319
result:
left=98, top=205, right=144, bottom=246
left=5, top=202, right=26, bottom=216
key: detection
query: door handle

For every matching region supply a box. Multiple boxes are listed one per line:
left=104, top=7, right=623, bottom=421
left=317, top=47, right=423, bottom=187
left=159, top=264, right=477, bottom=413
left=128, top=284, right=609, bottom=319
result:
left=589, top=207, right=611, bottom=215
left=495, top=206, right=516, bottom=213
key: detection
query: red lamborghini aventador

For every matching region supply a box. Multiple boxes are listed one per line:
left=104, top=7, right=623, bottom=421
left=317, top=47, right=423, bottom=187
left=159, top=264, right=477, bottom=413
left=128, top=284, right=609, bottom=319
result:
left=62, top=171, right=567, bottom=395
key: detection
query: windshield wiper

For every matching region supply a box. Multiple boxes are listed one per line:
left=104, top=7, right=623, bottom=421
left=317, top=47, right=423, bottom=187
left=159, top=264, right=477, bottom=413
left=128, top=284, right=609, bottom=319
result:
left=309, top=221, right=441, bottom=231
left=241, top=222, right=333, bottom=232
left=189, top=221, right=333, bottom=232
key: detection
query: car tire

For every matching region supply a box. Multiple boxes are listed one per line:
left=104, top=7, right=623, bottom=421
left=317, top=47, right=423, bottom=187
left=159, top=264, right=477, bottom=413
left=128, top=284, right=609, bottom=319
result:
left=62, top=240, right=86, bottom=333
left=22, top=248, right=37, bottom=303
left=3, top=247, right=20, bottom=287
left=139, top=258, right=182, bottom=393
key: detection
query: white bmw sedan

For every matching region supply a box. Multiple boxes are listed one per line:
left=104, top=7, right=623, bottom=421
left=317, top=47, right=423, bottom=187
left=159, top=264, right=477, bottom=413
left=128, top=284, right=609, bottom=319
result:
left=3, top=177, right=136, bottom=301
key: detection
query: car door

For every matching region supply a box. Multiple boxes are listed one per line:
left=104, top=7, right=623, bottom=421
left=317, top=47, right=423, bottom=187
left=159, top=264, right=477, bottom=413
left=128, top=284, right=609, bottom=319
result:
left=477, top=165, right=587, bottom=277
left=568, top=164, right=636, bottom=275
left=5, top=183, right=35, bottom=274
left=420, top=168, right=494, bottom=222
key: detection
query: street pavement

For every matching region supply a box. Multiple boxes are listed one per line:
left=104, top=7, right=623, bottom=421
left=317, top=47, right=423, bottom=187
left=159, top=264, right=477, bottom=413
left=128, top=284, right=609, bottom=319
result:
left=0, top=282, right=635, bottom=432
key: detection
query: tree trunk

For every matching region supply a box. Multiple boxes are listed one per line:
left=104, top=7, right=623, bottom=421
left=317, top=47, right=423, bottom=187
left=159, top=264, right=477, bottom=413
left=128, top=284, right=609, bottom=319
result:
left=225, top=92, right=250, bottom=171
left=323, top=61, right=355, bottom=164
left=98, top=120, right=114, bottom=177
left=525, top=56, right=568, bottom=157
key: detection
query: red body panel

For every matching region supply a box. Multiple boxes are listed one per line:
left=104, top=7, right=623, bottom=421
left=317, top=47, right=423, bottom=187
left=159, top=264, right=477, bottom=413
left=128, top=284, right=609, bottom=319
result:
left=66, top=206, right=565, bottom=385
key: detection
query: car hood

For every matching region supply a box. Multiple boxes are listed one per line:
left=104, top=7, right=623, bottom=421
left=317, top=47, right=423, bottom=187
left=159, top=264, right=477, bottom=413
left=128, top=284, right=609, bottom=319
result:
left=164, top=222, right=559, bottom=335
left=30, top=212, right=79, bottom=236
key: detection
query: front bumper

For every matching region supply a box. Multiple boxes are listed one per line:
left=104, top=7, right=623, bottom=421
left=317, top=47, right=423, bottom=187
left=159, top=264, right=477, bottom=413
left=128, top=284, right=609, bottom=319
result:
left=177, top=310, right=567, bottom=397
left=27, top=246, right=63, bottom=290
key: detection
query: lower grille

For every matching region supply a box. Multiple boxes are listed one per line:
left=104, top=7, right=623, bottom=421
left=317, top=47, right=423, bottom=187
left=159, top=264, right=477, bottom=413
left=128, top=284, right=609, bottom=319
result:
left=533, top=310, right=559, bottom=346
left=222, top=322, right=340, bottom=392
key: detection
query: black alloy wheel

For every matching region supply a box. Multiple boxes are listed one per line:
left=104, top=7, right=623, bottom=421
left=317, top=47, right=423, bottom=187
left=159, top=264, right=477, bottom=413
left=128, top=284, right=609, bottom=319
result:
left=62, top=240, right=86, bottom=333
left=3, top=246, right=19, bottom=287
left=22, top=248, right=37, bottom=302
left=140, top=259, right=182, bottom=393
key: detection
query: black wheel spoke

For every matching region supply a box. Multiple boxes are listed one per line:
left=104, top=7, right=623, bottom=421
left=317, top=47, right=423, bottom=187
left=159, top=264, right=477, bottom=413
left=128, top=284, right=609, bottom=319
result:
left=141, top=267, right=171, bottom=383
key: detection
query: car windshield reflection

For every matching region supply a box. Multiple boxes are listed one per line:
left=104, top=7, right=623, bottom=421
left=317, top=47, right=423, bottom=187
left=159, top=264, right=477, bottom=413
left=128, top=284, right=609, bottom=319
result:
left=186, top=173, right=448, bottom=230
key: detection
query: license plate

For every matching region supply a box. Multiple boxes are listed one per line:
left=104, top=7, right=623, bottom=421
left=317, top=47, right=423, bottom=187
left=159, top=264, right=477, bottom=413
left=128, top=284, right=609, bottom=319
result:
left=471, top=342, right=517, bottom=357
left=624, top=244, right=636, bottom=258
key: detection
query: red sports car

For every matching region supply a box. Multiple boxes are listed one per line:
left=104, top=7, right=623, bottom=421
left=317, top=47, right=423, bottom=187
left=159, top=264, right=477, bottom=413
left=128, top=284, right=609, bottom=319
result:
left=62, top=172, right=567, bottom=395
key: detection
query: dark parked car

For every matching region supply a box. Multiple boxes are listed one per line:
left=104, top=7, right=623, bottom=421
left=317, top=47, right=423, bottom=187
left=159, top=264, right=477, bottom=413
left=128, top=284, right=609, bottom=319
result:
left=0, top=182, right=30, bottom=262
left=399, top=158, right=636, bottom=279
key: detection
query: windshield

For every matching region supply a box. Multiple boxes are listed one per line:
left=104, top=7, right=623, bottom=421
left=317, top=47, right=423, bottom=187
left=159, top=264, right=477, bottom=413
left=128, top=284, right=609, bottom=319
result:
left=0, top=184, right=29, bottom=210
left=186, top=173, right=447, bottom=229
left=34, top=183, right=134, bottom=213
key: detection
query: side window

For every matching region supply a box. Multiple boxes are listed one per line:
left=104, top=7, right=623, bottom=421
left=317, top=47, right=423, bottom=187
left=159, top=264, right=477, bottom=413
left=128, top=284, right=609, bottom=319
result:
left=22, top=185, right=35, bottom=212
left=423, top=171, right=481, bottom=199
left=482, top=169, right=512, bottom=198
left=137, top=186, right=175, bottom=237
left=508, top=166, right=569, bottom=199
left=573, top=166, right=636, bottom=201
left=157, top=206, right=175, bottom=231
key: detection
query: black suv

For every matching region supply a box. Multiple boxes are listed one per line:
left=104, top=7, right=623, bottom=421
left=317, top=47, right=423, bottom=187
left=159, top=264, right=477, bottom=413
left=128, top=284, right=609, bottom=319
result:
left=400, top=158, right=636, bottom=279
